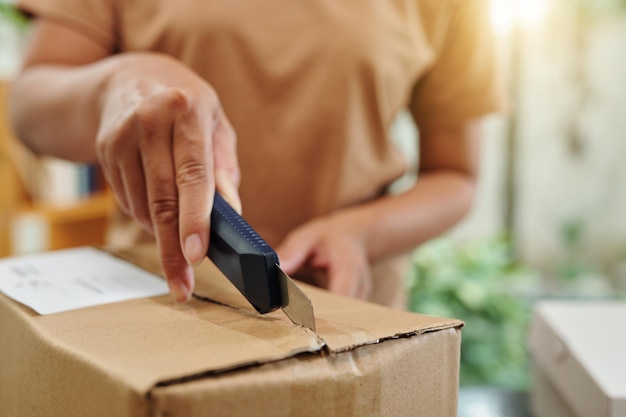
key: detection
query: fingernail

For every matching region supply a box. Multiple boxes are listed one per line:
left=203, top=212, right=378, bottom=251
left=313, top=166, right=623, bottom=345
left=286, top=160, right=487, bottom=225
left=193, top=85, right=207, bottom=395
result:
left=184, top=234, right=204, bottom=267
left=169, top=280, right=190, bottom=303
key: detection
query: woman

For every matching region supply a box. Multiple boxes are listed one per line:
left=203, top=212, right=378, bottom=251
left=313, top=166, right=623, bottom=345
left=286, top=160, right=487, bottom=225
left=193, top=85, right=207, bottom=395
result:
left=10, top=0, right=502, bottom=309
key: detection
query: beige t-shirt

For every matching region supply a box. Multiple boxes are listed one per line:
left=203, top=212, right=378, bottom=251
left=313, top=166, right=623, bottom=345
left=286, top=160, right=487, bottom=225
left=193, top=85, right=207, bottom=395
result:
left=19, top=0, right=503, bottom=308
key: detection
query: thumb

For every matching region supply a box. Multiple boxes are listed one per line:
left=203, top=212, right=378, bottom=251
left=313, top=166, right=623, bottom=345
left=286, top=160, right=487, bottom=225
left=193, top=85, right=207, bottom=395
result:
left=212, top=109, right=242, bottom=214
left=215, top=169, right=242, bottom=215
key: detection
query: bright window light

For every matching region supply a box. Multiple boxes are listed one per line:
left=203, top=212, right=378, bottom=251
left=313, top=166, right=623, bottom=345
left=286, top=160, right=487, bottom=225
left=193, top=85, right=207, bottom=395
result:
left=490, top=0, right=553, bottom=36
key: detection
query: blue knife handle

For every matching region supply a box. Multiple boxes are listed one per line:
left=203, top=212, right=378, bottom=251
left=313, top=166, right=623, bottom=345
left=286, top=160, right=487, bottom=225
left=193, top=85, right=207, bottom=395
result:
left=207, top=192, right=281, bottom=314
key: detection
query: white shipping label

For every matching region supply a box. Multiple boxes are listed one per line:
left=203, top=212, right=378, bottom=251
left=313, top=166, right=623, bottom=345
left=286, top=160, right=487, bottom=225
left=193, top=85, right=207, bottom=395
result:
left=0, top=247, right=169, bottom=314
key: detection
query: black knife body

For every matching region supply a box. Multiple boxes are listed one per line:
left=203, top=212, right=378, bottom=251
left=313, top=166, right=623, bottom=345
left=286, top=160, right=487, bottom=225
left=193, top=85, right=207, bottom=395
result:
left=208, top=192, right=282, bottom=314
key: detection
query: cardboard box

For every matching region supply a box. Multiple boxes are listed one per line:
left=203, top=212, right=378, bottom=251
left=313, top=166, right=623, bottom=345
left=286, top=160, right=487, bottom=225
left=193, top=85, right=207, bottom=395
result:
left=529, top=301, right=626, bottom=417
left=0, top=246, right=463, bottom=417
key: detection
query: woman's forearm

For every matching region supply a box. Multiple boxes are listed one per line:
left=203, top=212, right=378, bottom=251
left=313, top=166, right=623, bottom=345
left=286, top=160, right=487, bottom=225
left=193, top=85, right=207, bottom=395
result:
left=354, top=170, right=476, bottom=262
left=274, top=167, right=477, bottom=300
left=343, top=121, right=481, bottom=262
left=9, top=58, right=121, bottom=162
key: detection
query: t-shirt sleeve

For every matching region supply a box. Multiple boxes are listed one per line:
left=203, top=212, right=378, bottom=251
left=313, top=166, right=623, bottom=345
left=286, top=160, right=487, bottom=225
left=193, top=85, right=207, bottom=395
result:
left=17, top=0, right=116, bottom=51
left=410, top=0, right=506, bottom=127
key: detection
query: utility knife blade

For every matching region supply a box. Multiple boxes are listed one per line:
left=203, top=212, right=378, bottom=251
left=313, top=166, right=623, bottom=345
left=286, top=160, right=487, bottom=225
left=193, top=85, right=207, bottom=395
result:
left=207, top=192, right=316, bottom=331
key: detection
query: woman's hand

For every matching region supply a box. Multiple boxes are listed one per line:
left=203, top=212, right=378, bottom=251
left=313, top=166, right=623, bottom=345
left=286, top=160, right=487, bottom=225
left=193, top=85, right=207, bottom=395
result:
left=97, top=53, right=241, bottom=302
left=275, top=210, right=373, bottom=300
left=12, top=19, right=242, bottom=303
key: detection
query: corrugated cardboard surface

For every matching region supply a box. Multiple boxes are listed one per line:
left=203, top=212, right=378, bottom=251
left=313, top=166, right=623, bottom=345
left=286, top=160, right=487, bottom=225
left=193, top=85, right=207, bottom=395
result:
left=0, top=245, right=463, bottom=417
left=529, top=301, right=626, bottom=417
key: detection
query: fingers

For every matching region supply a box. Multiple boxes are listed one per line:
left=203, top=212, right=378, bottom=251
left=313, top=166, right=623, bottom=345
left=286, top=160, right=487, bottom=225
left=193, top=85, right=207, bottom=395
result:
left=171, top=90, right=215, bottom=268
left=325, top=245, right=372, bottom=300
left=104, top=163, right=130, bottom=215
left=277, top=223, right=372, bottom=300
left=138, top=91, right=194, bottom=302
left=118, top=149, right=152, bottom=234
left=96, top=129, right=130, bottom=216
left=275, top=232, right=316, bottom=276
left=95, top=57, right=242, bottom=303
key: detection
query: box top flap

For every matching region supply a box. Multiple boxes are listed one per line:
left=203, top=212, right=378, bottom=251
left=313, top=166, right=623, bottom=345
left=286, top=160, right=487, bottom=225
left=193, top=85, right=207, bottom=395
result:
left=6, top=246, right=461, bottom=396
left=531, top=301, right=626, bottom=403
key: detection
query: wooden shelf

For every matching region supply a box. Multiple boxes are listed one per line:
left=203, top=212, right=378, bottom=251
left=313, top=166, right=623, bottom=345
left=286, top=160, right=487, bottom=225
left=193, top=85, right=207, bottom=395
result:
left=1, top=81, right=24, bottom=257
left=17, top=192, right=114, bottom=251
left=23, top=191, right=114, bottom=224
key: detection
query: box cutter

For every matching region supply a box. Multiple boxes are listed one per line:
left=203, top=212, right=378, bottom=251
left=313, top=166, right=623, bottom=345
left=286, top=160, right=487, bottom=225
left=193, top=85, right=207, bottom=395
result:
left=207, top=192, right=316, bottom=331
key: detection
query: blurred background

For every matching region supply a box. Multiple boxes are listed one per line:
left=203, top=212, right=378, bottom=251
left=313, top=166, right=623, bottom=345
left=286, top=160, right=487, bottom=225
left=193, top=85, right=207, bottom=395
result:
left=404, top=0, right=626, bottom=394
left=1, top=0, right=626, bottom=415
